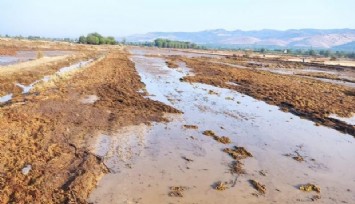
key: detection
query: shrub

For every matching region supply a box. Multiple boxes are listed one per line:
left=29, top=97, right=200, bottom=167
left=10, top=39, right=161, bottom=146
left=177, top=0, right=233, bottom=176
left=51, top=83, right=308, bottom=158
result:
left=78, top=33, right=117, bottom=45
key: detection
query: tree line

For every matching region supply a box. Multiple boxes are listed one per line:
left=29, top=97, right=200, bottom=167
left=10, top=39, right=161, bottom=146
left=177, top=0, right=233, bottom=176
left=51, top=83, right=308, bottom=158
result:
left=126, top=38, right=207, bottom=50
left=78, top=33, right=116, bottom=45
left=257, top=48, right=355, bottom=59
left=154, top=38, right=205, bottom=49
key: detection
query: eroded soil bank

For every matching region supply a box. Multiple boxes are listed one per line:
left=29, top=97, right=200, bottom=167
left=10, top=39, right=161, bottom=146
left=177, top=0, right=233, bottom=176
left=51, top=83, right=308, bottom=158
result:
left=0, top=46, right=179, bottom=203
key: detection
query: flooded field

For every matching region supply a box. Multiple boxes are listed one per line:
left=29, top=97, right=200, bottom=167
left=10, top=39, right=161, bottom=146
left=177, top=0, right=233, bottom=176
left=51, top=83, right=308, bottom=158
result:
left=0, top=50, right=74, bottom=66
left=88, top=48, right=355, bottom=204
left=2, top=0, right=355, bottom=203
left=0, top=40, right=354, bottom=203
left=0, top=59, right=94, bottom=103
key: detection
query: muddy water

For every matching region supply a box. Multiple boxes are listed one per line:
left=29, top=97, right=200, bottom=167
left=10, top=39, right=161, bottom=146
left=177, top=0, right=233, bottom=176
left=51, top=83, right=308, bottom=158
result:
left=330, top=114, right=355, bottom=126
left=0, top=59, right=94, bottom=104
left=88, top=48, right=355, bottom=204
left=0, top=56, right=18, bottom=65
left=0, top=50, right=74, bottom=66
left=0, top=94, right=12, bottom=103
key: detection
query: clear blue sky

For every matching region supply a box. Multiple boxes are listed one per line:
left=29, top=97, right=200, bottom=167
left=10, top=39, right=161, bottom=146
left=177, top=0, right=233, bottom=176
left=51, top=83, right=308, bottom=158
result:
left=0, top=0, right=354, bottom=38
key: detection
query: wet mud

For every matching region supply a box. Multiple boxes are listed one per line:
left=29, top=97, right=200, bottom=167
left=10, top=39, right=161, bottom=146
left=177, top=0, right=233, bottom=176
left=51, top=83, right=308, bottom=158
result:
left=88, top=48, right=355, bottom=204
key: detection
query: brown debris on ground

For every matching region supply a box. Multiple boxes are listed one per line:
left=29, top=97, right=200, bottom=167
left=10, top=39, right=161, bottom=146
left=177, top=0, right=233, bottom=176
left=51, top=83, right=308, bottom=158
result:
left=175, top=56, right=355, bottom=136
left=229, top=161, right=246, bottom=175
left=208, top=90, right=219, bottom=95
left=0, top=45, right=180, bottom=203
left=293, top=156, right=304, bottom=162
left=224, top=146, right=252, bottom=176
left=183, top=125, right=198, bottom=129
left=249, top=179, right=266, bottom=194
left=213, top=181, right=229, bottom=191
left=168, top=186, right=189, bottom=197
left=224, top=146, right=253, bottom=160
left=259, top=170, right=267, bottom=176
left=165, top=56, right=180, bottom=68
left=214, top=136, right=231, bottom=144
left=203, top=130, right=216, bottom=136
left=202, top=130, right=231, bottom=144
left=295, top=72, right=355, bottom=84
left=222, top=55, right=306, bottom=69
left=166, top=60, right=179, bottom=68
left=299, top=183, right=321, bottom=193
left=182, top=156, right=193, bottom=162
left=284, top=148, right=305, bottom=162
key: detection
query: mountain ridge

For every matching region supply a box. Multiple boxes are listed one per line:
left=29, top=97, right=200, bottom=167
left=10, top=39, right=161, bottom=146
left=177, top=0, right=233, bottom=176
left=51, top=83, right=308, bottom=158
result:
left=124, top=29, right=355, bottom=50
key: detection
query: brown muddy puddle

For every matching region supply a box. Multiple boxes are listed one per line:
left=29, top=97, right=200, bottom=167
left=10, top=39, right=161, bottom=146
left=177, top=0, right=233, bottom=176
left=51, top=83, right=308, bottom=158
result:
left=88, top=48, right=355, bottom=204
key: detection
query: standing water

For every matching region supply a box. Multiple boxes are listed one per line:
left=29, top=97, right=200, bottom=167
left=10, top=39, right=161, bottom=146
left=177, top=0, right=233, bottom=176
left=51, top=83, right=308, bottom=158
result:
left=88, top=48, right=355, bottom=204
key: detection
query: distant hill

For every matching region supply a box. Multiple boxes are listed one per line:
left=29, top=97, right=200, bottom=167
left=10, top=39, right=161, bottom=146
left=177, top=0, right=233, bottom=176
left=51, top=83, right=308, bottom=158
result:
left=124, top=29, right=355, bottom=51
left=332, top=41, right=355, bottom=51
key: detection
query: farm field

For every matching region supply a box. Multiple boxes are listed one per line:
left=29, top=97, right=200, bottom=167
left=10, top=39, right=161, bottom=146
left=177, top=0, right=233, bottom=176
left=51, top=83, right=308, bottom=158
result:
left=1, top=39, right=354, bottom=203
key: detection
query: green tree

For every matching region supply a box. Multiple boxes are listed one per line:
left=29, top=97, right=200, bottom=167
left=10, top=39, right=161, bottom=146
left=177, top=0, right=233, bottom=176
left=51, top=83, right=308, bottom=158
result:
left=155, top=39, right=163, bottom=47
left=308, top=49, right=316, bottom=56
left=99, top=37, right=106, bottom=44
left=78, top=36, right=87, bottom=44
left=106, top=36, right=116, bottom=45
left=86, top=35, right=99, bottom=45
